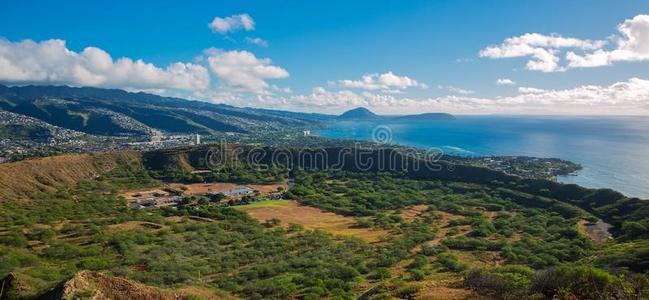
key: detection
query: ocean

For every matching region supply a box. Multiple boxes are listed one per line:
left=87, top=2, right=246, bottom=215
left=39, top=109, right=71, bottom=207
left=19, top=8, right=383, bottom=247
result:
left=315, top=116, right=649, bottom=199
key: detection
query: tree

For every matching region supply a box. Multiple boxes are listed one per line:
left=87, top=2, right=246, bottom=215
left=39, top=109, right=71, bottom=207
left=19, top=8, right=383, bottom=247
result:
left=209, top=193, right=226, bottom=202
left=288, top=223, right=304, bottom=232
left=372, top=267, right=391, bottom=280
left=622, top=221, right=648, bottom=239
left=198, top=197, right=210, bottom=205
left=264, top=218, right=282, bottom=227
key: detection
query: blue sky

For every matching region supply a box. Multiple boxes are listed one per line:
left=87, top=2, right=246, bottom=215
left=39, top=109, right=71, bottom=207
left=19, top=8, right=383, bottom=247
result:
left=1, top=1, right=649, bottom=114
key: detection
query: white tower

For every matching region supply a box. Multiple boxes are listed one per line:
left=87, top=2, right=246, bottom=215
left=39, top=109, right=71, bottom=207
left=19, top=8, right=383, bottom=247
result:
left=194, top=133, right=201, bottom=145
left=150, top=130, right=162, bottom=143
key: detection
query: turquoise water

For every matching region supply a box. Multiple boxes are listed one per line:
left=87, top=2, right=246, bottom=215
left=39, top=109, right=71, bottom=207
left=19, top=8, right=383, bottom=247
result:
left=315, top=116, right=649, bottom=199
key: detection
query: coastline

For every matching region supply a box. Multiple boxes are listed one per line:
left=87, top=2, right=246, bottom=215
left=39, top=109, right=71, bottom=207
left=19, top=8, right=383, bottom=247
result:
left=313, top=116, right=649, bottom=199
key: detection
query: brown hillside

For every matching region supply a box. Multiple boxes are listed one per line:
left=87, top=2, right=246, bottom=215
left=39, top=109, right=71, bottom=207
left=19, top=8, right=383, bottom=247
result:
left=36, top=271, right=224, bottom=300
left=0, top=151, right=141, bottom=201
left=38, top=271, right=174, bottom=300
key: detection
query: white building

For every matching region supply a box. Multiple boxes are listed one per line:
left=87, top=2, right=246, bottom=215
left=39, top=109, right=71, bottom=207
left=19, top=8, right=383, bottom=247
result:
left=194, top=133, right=201, bottom=145
left=303, top=130, right=311, bottom=136
left=220, top=186, right=254, bottom=197
left=150, top=132, right=162, bottom=143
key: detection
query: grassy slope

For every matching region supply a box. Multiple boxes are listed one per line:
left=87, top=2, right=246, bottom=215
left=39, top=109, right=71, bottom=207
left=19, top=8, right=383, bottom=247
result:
left=0, top=151, right=141, bottom=201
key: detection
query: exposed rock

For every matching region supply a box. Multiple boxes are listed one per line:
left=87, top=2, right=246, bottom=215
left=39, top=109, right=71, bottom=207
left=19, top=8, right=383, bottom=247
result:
left=42, top=271, right=176, bottom=300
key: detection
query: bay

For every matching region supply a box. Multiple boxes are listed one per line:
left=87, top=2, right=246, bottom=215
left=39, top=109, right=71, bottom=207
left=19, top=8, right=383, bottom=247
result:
left=315, top=115, right=649, bottom=199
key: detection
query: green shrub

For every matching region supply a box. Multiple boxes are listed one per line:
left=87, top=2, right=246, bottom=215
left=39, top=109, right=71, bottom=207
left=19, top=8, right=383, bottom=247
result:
left=409, top=269, right=426, bottom=281
left=0, top=231, right=28, bottom=247
left=464, top=265, right=534, bottom=297
left=436, top=252, right=466, bottom=272
left=392, top=284, right=421, bottom=299
left=531, top=265, right=624, bottom=299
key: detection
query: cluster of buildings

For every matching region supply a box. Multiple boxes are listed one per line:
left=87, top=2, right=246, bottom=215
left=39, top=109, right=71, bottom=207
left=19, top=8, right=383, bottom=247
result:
left=218, top=186, right=253, bottom=197
left=0, top=109, right=208, bottom=163
left=0, top=111, right=107, bottom=162
left=127, top=184, right=283, bottom=209
left=479, top=157, right=517, bottom=172
left=218, top=186, right=284, bottom=207
left=472, top=156, right=580, bottom=179
left=125, top=133, right=202, bottom=151
left=128, top=196, right=183, bottom=209
left=126, top=189, right=183, bottom=209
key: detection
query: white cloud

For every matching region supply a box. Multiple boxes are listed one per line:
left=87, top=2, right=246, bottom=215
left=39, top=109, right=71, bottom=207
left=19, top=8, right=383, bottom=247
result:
left=0, top=38, right=210, bottom=91
left=482, top=14, right=649, bottom=72
left=518, top=87, right=545, bottom=94
left=481, top=33, right=606, bottom=57
left=448, top=78, right=649, bottom=114
left=245, top=37, right=269, bottom=48
left=496, top=78, right=516, bottom=85
left=208, top=14, right=255, bottom=34
left=516, top=78, right=649, bottom=105
left=222, top=87, right=489, bottom=114
left=271, top=84, right=292, bottom=93
left=205, top=48, right=289, bottom=94
left=207, top=78, right=649, bottom=115
left=480, top=33, right=605, bottom=72
left=339, top=72, right=427, bottom=91
left=438, top=85, right=474, bottom=95
left=567, top=14, right=649, bottom=67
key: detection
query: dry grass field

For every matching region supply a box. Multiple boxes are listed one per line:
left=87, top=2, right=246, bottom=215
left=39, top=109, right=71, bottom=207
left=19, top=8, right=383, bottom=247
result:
left=414, top=273, right=472, bottom=300
left=398, top=204, right=430, bottom=221
left=237, top=200, right=389, bottom=243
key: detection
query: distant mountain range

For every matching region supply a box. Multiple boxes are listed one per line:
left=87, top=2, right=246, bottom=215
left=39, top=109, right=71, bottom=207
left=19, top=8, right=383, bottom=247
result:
left=0, top=85, right=453, bottom=138
left=0, top=84, right=322, bottom=137
left=337, top=107, right=455, bottom=121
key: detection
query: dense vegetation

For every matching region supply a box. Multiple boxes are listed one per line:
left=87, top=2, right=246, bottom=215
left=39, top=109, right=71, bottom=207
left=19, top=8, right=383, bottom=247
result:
left=285, top=170, right=649, bottom=298
left=1, top=147, right=649, bottom=299
left=289, top=171, right=591, bottom=266
left=153, top=164, right=288, bottom=184
left=1, top=161, right=380, bottom=299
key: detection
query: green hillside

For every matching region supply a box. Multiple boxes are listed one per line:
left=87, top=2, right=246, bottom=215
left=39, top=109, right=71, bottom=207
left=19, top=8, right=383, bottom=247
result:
left=0, top=146, right=647, bottom=299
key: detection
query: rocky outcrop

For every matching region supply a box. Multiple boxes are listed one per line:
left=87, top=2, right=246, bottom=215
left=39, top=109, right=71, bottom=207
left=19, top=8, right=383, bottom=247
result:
left=41, top=271, right=176, bottom=300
